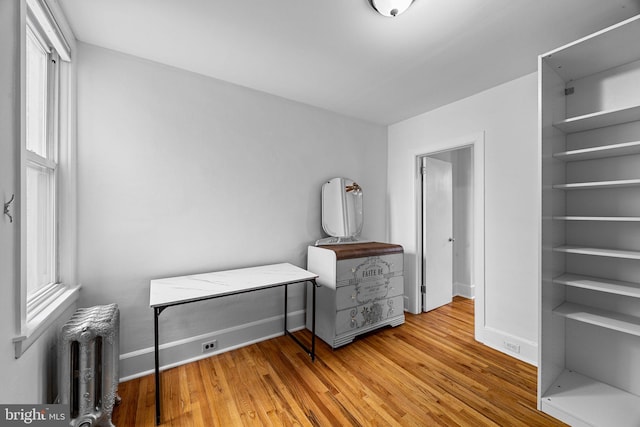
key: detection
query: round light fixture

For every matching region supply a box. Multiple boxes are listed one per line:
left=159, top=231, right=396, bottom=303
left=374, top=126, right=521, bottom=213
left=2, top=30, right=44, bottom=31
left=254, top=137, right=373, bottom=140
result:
left=368, top=0, right=414, bottom=17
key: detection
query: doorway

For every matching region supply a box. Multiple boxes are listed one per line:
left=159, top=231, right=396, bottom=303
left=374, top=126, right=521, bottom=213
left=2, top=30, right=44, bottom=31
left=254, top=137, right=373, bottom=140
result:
left=419, top=146, right=474, bottom=312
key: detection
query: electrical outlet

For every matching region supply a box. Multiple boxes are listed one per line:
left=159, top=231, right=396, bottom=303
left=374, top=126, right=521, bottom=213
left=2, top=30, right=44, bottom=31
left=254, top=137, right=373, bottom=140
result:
left=504, top=341, right=520, bottom=354
left=202, top=339, right=218, bottom=353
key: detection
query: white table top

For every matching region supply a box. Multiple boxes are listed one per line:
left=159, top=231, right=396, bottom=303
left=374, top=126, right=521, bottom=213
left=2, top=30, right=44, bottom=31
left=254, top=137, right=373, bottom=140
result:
left=150, top=262, right=318, bottom=308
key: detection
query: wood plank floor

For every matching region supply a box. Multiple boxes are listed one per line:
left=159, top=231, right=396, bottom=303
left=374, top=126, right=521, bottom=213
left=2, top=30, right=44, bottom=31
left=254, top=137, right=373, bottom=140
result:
left=113, top=297, right=565, bottom=426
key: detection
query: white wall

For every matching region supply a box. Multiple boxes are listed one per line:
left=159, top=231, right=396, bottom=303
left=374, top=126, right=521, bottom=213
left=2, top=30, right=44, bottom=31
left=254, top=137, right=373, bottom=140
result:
left=388, top=73, right=539, bottom=363
left=75, top=43, right=388, bottom=378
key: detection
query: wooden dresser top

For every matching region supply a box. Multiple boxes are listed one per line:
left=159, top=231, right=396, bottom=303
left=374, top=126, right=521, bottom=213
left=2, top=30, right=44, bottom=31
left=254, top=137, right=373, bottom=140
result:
left=316, top=242, right=403, bottom=260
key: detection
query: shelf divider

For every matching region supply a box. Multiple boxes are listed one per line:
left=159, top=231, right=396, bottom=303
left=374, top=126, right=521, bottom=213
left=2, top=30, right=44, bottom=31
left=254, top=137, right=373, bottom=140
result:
left=553, top=273, right=640, bottom=298
left=553, top=179, right=640, bottom=190
left=553, top=245, right=640, bottom=260
left=553, top=105, right=640, bottom=133
left=542, top=370, right=640, bottom=427
left=553, top=216, right=640, bottom=221
left=553, top=302, right=640, bottom=337
left=554, top=141, right=640, bottom=161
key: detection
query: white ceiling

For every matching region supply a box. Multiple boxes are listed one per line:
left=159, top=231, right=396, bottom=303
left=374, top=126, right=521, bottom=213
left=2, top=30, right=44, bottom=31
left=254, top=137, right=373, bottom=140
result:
left=57, top=0, right=640, bottom=125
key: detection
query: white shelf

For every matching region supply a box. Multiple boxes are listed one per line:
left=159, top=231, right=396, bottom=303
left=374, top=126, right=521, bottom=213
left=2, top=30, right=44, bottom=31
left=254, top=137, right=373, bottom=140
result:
left=542, top=15, right=640, bottom=82
left=553, top=246, right=640, bottom=260
left=553, top=302, right=640, bottom=337
left=553, top=179, right=640, bottom=190
left=554, top=141, right=640, bottom=161
left=553, top=105, right=640, bottom=133
left=542, top=370, right=640, bottom=427
left=553, top=274, right=640, bottom=298
left=553, top=216, right=640, bottom=221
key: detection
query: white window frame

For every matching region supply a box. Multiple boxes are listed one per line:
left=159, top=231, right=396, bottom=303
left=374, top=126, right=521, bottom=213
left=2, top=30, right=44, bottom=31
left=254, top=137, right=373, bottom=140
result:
left=13, top=0, right=78, bottom=358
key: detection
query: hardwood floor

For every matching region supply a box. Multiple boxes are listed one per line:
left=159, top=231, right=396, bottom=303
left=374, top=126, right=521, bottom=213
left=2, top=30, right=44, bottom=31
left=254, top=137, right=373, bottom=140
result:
left=113, top=297, right=565, bottom=426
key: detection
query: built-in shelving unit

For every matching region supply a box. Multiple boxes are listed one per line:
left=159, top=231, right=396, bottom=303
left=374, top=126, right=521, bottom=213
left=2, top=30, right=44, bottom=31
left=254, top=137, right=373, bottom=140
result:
left=539, top=14, right=640, bottom=427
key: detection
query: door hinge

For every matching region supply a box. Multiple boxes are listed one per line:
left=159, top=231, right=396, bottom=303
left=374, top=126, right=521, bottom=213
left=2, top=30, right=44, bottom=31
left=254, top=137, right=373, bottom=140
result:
left=564, top=87, right=575, bottom=96
left=421, top=166, right=427, bottom=175
left=420, top=285, right=426, bottom=294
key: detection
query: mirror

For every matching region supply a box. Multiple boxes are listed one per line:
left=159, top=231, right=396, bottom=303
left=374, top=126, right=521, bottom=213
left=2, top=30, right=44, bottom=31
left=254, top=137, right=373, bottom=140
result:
left=317, top=177, right=363, bottom=245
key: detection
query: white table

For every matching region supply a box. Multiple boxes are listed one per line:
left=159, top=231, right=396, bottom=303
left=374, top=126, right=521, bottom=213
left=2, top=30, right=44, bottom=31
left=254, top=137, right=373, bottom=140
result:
left=149, top=263, right=319, bottom=425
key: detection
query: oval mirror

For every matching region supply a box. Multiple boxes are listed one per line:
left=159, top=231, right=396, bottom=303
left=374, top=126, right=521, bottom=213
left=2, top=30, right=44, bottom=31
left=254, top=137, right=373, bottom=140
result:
left=320, top=177, right=363, bottom=242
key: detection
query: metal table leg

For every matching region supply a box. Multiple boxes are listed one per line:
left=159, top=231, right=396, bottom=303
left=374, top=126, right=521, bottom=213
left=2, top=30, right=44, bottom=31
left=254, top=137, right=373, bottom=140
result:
left=283, top=280, right=317, bottom=361
left=284, top=283, right=288, bottom=332
left=311, top=278, right=317, bottom=361
left=154, top=306, right=164, bottom=425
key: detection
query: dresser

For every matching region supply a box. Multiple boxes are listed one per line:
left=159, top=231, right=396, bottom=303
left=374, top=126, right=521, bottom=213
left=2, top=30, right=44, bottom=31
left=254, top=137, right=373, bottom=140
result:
left=307, top=242, right=404, bottom=348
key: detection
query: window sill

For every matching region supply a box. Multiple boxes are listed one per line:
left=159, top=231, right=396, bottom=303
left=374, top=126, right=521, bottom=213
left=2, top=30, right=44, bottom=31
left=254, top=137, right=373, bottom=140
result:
left=13, top=285, right=80, bottom=358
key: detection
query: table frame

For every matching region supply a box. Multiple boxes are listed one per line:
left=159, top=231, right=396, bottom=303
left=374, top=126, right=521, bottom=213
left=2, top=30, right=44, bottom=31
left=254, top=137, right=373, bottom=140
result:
left=151, top=268, right=318, bottom=425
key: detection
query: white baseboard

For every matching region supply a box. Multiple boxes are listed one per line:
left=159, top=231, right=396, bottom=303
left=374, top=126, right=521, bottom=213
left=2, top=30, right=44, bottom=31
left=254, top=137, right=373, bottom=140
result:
left=453, top=281, right=474, bottom=299
left=119, top=309, right=306, bottom=382
left=477, top=325, right=538, bottom=366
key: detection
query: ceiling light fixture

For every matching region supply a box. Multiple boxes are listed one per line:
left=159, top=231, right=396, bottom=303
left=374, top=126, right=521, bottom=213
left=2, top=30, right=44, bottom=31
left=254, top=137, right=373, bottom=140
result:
left=368, top=0, right=414, bottom=17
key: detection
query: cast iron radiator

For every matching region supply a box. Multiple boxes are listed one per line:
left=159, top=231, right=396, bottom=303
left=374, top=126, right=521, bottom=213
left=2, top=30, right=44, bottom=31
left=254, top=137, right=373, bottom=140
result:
left=58, top=303, right=120, bottom=427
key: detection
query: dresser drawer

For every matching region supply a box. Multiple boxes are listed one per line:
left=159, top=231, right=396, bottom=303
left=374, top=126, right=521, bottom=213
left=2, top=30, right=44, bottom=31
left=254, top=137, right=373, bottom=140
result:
left=336, top=275, right=403, bottom=311
left=335, top=295, right=404, bottom=335
left=336, top=253, right=403, bottom=287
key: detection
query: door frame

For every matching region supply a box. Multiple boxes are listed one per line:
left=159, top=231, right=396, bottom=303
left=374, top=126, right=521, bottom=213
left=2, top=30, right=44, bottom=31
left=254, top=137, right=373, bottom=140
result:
left=413, top=132, right=485, bottom=340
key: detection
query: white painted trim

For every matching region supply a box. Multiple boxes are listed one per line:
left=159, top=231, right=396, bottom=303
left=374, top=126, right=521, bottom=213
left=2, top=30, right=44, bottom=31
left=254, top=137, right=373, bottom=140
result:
left=25, top=0, right=71, bottom=61
left=541, top=14, right=640, bottom=60
left=479, top=326, right=538, bottom=366
left=16, top=0, right=78, bottom=358
left=453, top=281, right=474, bottom=299
left=536, top=55, right=545, bottom=405
left=13, top=285, right=79, bottom=357
left=119, top=309, right=306, bottom=382
left=473, top=134, right=486, bottom=350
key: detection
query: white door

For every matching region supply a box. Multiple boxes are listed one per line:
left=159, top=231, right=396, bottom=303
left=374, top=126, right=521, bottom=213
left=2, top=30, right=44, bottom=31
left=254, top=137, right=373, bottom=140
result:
left=422, top=156, right=453, bottom=312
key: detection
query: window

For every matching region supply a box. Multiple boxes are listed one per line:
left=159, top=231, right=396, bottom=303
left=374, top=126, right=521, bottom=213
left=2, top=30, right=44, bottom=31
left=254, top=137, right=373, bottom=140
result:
left=25, top=19, right=60, bottom=320
left=15, top=0, right=77, bottom=358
